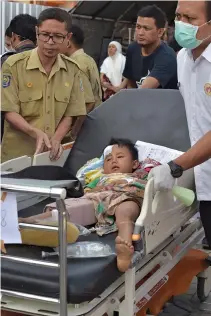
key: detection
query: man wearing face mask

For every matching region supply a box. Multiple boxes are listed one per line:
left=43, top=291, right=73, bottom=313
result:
left=1, top=15, right=37, bottom=141
left=149, top=1, right=211, bottom=248
left=1, top=14, right=37, bottom=66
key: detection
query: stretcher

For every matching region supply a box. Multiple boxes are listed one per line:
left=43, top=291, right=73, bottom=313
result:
left=1, top=89, right=211, bottom=316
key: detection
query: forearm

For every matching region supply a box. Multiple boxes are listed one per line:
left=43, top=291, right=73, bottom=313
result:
left=127, top=79, right=137, bottom=89
left=139, top=77, right=159, bottom=89
left=53, top=117, right=72, bottom=141
left=119, top=78, right=128, bottom=89
left=5, top=112, right=34, bottom=136
left=174, top=131, right=211, bottom=170
left=71, top=115, right=86, bottom=137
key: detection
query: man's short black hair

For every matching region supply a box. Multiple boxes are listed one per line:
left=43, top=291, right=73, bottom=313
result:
left=206, top=0, right=211, bottom=21
left=137, top=4, right=167, bottom=29
left=5, top=26, right=12, bottom=38
left=109, top=138, right=138, bottom=160
left=69, top=25, right=84, bottom=48
left=38, top=8, right=72, bottom=32
left=9, top=14, right=37, bottom=43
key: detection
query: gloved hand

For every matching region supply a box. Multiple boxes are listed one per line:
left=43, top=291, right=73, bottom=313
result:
left=148, top=164, right=175, bottom=193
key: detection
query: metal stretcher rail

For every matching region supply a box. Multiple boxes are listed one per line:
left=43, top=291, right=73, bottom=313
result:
left=0, top=180, right=74, bottom=316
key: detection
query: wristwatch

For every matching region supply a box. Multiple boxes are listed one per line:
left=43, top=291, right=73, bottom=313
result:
left=168, top=161, right=183, bottom=178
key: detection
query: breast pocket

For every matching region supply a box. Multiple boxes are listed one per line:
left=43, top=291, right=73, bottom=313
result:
left=54, top=90, right=70, bottom=121
left=19, top=90, right=43, bottom=118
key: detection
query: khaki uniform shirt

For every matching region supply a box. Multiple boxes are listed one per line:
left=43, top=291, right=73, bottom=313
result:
left=71, top=49, right=102, bottom=107
left=1, top=48, right=86, bottom=162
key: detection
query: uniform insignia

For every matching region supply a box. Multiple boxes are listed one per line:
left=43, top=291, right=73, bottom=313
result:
left=80, top=79, right=84, bottom=92
left=27, top=82, right=33, bottom=88
left=2, top=74, right=11, bottom=88
left=204, top=83, right=211, bottom=96
left=65, top=82, right=69, bottom=87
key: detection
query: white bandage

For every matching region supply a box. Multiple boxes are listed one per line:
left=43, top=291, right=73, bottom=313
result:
left=103, top=145, right=113, bottom=159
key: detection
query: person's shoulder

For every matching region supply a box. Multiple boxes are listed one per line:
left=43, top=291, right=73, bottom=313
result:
left=155, top=42, right=177, bottom=64
left=127, top=41, right=140, bottom=53
left=177, top=48, right=187, bottom=61
left=60, top=54, right=81, bottom=70
left=82, top=52, right=97, bottom=66
left=4, top=50, right=32, bottom=67
left=157, top=42, right=176, bottom=57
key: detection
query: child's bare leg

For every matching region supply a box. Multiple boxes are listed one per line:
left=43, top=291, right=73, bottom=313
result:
left=19, top=207, right=53, bottom=223
left=115, top=201, right=140, bottom=272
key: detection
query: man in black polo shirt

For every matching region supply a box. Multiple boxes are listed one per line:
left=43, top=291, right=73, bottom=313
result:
left=123, top=5, right=178, bottom=89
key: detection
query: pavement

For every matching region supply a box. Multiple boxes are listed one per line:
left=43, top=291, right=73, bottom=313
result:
left=157, top=277, right=211, bottom=315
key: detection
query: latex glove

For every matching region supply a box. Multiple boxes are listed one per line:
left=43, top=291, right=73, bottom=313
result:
left=148, top=164, right=175, bottom=193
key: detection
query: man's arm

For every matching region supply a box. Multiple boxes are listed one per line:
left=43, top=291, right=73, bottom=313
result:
left=139, top=77, right=160, bottom=89
left=148, top=131, right=211, bottom=192
left=2, top=62, right=51, bottom=154
left=141, top=52, right=177, bottom=89
left=174, top=131, right=211, bottom=170
left=55, top=68, right=87, bottom=147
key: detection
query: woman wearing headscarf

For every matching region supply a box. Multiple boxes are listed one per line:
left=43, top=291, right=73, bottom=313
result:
left=100, top=41, right=126, bottom=100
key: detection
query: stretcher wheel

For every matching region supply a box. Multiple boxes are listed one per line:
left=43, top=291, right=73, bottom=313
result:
left=197, top=267, right=211, bottom=302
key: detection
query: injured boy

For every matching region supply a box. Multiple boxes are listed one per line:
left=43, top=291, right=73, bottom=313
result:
left=20, top=138, right=160, bottom=272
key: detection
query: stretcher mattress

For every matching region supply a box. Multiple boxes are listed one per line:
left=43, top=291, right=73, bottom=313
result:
left=1, top=89, right=191, bottom=304
left=1, top=232, right=121, bottom=304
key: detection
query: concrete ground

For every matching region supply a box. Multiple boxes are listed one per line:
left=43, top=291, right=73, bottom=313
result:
left=158, top=266, right=211, bottom=316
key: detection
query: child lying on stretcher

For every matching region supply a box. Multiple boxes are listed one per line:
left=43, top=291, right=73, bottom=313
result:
left=20, top=138, right=160, bottom=272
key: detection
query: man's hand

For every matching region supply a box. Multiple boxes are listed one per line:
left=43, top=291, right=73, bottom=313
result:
left=49, top=138, right=63, bottom=161
left=29, top=128, right=52, bottom=155
left=148, top=164, right=175, bottom=193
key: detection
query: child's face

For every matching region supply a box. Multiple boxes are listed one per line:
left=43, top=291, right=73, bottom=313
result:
left=103, top=145, right=139, bottom=174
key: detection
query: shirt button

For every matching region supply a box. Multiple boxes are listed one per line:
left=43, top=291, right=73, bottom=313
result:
left=28, top=97, right=32, bottom=101
left=47, top=96, right=50, bottom=99
left=64, top=97, right=68, bottom=101
left=46, top=126, right=49, bottom=131
left=47, top=110, right=50, bottom=114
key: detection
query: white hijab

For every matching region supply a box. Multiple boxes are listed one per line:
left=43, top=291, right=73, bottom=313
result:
left=100, top=41, right=126, bottom=87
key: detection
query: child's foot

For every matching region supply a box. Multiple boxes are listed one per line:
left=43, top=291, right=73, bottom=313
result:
left=115, top=236, right=134, bottom=272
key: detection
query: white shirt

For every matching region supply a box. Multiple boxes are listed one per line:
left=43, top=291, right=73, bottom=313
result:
left=177, top=44, right=211, bottom=201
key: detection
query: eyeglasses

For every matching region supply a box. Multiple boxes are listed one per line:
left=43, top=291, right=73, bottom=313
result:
left=37, top=32, right=67, bottom=44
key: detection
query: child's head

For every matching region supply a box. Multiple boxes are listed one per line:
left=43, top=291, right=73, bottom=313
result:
left=103, top=138, right=139, bottom=174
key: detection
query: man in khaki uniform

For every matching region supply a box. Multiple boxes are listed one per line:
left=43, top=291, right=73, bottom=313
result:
left=61, top=25, right=102, bottom=109
left=1, top=8, right=86, bottom=163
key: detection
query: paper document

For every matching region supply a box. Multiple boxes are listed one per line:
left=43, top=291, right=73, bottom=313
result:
left=136, top=140, right=184, bottom=164
left=1, top=192, right=22, bottom=244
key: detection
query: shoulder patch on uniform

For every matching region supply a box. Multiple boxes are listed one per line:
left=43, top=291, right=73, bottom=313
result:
left=2, top=74, right=11, bottom=88
left=5, top=51, right=30, bottom=66
left=80, top=78, right=84, bottom=92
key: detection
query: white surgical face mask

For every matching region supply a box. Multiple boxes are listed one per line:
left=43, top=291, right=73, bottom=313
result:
left=174, top=20, right=211, bottom=49
left=4, top=46, right=14, bottom=53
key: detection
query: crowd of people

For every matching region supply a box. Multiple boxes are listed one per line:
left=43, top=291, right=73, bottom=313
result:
left=1, top=0, right=211, bottom=272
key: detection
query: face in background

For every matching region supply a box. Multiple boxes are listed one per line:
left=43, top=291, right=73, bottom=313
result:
left=103, top=145, right=139, bottom=174
left=136, top=16, right=165, bottom=46
left=36, top=19, right=70, bottom=58
left=59, top=34, right=73, bottom=56
left=108, top=44, right=117, bottom=57
left=176, top=1, right=211, bottom=43
left=5, top=35, right=12, bottom=51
